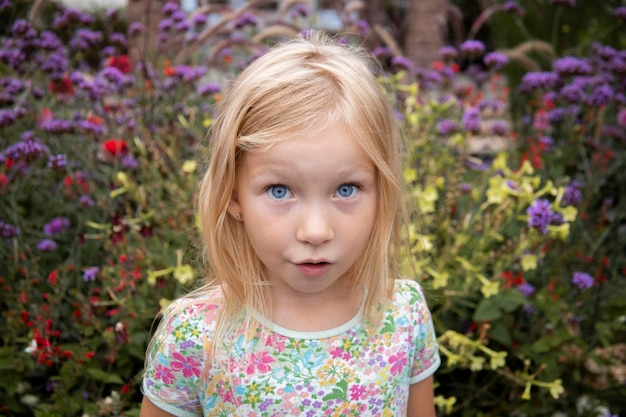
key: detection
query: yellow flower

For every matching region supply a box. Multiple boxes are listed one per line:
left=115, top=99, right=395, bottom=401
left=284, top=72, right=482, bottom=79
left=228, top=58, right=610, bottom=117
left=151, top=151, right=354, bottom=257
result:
left=174, top=264, right=195, bottom=285
left=521, top=254, right=538, bottom=271
left=549, top=379, right=564, bottom=399
left=415, top=183, right=438, bottom=214
left=489, top=351, right=507, bottom=369
left=522, top=383, right=532, bottom=400
left=560, top=205, right=577, bottom=222
left=182, top=160, right=197, bottom=174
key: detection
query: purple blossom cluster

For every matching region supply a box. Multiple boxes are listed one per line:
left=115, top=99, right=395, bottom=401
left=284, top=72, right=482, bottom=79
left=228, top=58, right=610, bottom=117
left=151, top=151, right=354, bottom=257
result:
left=460, top=40, right=486, bottom=58
left=43, top=217, right=71, bottom=236
left=517, top=282, right=536, bottom=298
left=526, top=198, right=557, bottom=234
left=502, top=1, right=526, bottom=16
left=1, top=131, right=49, bottom=166
left=0, top=220, right=20, bottom=240
left=484, top=52, right=509, bottom=71
left=562, top=181, right=582, bottom=206
left=37, top=239, right=57, bottom=252
left=571, top=271, right=594, bottom=291
left=462, top=107, right=481, bottom=133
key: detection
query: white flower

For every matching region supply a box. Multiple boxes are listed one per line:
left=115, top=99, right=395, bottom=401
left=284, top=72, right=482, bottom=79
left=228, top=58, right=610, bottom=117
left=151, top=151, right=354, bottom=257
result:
left=24, top=339, right=37, bottom=354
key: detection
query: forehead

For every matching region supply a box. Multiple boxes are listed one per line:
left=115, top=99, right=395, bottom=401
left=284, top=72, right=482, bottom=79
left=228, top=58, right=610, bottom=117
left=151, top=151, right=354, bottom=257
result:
left=238, top=123, right=375, bottom=177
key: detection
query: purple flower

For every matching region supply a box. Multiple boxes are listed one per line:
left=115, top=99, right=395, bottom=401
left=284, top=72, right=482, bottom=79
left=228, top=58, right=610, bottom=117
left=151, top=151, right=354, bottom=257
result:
left=491, top=120, right=508, bottom=136
left=527, top=199, right=554, bottom=234
left=438, top=46, right=458, bottom=61
left=12, top=19, right=37, bottom=39
left=79, top=195, right=95, bottom=208
left=70, top=29, right=103, bottom=51
left=517, top=283, right=536, bottom=298
left=234, top=12, right=258, bottom=28
left=462, top=107, right=481, bottom=133
left=290, top=3, right=309, bottom=18
left=539, top=136, right=554, bottom=151
left=99, top=66, right=129, bottom=88
left=502, top=1, right=526, bottom=16
left=372, top=46, right=392, bottom=59
left=83, top=266, right=99, bottom=282
left=192, top=13, right=208, bottom=27
left=48, top=154, right=67, bottom=170
left=38, top=31, right=63, bottom=50
left=40, top=118, right=74, bottom=134
left=562, top=181, right=582, bottom=206
left=198, top=82, right=221, bottom=96
left=484, top=52, right=508, bottom=71
left=571, top=271, right=594, bottom=291
left=170, top=65, right=207, bottom=83
left=460, top=40, right=485, bottom=58
left=390, top=56, right=413, bottom=71
left=109, top=32, right=127, bottom=47
left=2, top=132, right=49, bottom=164
left=437, top=119, right=456, bottom=136
left=128, top=22, right=143, bottom=37
left=0, top=220, right=20, bottom=240
left=586, top=84, right=614, bottom=107
left=43, top=217, right=70, bottom=236
left=175, top=20, right=190, bottom=32
left=560, top=83, right=586, bottom=103
left=162, top=2, right=180, bottom=15
left=459, top=183, right=472, bottom=194
left=615, top=6, right=626, bottom=20
left=121, top=154, right=139, bottom=170
left=553, top=56, right=592, bottom=76
left=519, top=72, right=559, bottom=92
left=37, top=239, right=57, bottom=252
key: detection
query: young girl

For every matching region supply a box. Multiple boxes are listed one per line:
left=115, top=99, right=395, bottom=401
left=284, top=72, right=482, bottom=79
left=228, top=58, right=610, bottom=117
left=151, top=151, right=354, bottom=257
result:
left=140, top=31, right=440, bottom=417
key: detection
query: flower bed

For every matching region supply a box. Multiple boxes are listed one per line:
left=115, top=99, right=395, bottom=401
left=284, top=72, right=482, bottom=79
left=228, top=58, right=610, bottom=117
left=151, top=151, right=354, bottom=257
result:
left=1, top=1, right=624, bottom=416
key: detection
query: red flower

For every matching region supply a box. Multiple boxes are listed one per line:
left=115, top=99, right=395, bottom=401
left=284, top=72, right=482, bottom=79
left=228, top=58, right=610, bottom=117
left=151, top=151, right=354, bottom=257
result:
left=102, top=139, right=128, bottom=157
left=47, top=269, right=58, bottom=285
left=49, top=76, right=75, bottom=96
left=106, top=55, right=131, bottom=74
left=0, top=173, right=8, bottom=189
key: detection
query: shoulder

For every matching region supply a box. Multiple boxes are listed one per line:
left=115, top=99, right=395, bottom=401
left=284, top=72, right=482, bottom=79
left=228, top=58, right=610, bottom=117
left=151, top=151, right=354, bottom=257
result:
left=156, top=287, right=223, bottom=340
left=392, top=278, right=428, bottom=305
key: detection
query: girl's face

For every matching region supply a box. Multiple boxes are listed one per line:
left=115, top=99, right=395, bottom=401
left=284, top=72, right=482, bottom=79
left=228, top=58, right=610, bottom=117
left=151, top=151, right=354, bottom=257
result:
left=228, top=122, right=378, bottom=302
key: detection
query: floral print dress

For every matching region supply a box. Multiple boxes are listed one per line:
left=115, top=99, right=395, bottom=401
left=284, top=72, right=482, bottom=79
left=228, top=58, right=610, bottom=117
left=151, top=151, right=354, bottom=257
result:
left=142, top=279, right=440, bottom=416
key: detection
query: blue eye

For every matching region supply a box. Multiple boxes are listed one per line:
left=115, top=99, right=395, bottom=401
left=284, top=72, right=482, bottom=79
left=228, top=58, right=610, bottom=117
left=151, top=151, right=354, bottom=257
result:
left=336, top=184, right=358, bottom=198
left=267, top=185, right=291, bottom=200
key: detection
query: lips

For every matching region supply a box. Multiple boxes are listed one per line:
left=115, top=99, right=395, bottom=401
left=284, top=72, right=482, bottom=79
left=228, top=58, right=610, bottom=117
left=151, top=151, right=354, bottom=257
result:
left=296, top=262, right=330, bottom=277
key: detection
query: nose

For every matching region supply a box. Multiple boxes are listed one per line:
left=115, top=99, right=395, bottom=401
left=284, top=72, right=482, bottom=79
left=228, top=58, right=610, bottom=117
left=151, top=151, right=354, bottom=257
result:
left=296, top=203, right=334, bottom=246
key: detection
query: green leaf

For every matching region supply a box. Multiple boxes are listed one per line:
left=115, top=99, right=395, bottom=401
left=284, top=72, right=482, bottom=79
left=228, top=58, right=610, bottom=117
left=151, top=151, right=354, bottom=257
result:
left=498, top=289, right=527, bottom=313
left=473, top=298, right=502, bottom=322
left=86, top=367, right=124, bottom=384
left=489, top=322, right=512, bottom=346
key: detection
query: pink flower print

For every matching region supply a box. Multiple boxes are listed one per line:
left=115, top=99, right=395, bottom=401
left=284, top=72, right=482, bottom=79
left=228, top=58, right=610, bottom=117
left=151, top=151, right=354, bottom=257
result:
left=349, top=383, right=366, bottom=401
left=170, top=352, right=201, bottom=378
left=389, top=351, right=407, bottom=376
left=330, top=346, right=344, bottom=359
left=246, top=351, right=275, bottom=375
left=155, top=364, right=175, bottom=384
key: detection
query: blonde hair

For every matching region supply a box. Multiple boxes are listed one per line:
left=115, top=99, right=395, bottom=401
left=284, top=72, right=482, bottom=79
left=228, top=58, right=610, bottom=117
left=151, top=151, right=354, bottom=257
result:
left=195, top=31, right=405, bottom=349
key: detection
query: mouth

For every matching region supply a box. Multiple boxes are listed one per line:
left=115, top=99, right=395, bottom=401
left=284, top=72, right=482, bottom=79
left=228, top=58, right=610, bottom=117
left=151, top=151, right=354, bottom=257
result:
left=296, top=261, right=331, bottom=277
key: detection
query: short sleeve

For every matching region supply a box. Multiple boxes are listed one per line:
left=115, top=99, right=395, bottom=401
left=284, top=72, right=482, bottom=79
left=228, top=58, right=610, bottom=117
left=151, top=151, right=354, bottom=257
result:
left=142, top=300, right=214, bottom=417
left=402, top=280, right=441, bottom=384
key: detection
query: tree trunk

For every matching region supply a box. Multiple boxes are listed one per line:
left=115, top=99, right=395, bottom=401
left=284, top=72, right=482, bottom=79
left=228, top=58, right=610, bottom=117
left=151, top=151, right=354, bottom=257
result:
left=404, top=0, right=447, bottom=69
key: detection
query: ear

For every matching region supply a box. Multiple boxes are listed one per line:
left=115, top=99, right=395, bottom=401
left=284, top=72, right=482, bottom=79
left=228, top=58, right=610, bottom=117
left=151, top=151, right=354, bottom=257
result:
left=226, top=190, right=243, bottom=221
